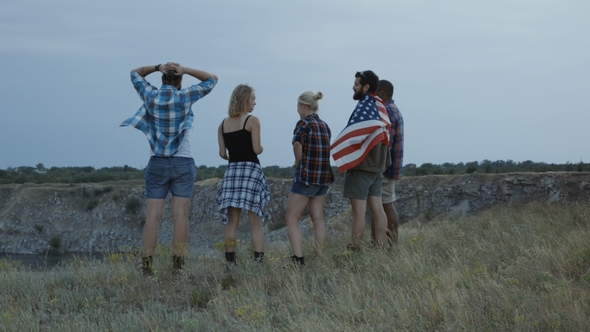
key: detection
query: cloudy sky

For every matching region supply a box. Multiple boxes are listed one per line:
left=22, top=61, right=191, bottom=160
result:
left=1, top=0, right=588, bottom=170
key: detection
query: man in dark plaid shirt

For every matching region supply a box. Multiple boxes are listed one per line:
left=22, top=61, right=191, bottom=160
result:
left=374, top=79, right=404, bottom=245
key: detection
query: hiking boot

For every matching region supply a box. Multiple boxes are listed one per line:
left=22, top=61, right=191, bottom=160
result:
left=225, top=252, right=236, bottom=271
left=172, top=255, right=185, bottom=276
left=254, top=251, right=265, bottom=263
left=346, top=244, right=360, bottom=252
left=141, top=256, right=154, bottom=277
left=291, top=255, right=305, bottom=266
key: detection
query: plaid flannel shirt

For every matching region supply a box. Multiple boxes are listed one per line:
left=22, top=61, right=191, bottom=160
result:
left=293, top=113, right=334, bottom=186
left=383, top=100, right=404, bottom=180
left=120, top=71, right=216, bottom=157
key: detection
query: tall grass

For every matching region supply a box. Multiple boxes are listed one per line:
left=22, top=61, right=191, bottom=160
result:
left=1, top=202, right=589, bottom=331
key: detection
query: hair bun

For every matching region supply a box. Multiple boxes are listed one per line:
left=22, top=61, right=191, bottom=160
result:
left=315, top=92, right=323, bottom=100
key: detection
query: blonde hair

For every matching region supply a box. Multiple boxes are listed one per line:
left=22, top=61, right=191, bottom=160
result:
left=298, top=91, right=323, bottom=113
left=228, top=84, right=254, bottom=117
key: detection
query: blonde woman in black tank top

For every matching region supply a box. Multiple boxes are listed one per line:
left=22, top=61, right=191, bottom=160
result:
left=216, top=84, right=270, bottom=265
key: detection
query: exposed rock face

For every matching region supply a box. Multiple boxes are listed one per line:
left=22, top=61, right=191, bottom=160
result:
left=395, top=172, right=590, bottom=221
left=1, top=172, right=588, bottom=255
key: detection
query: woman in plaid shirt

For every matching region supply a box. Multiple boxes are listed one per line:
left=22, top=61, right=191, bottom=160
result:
left=285, top=91, right=335, bottom=265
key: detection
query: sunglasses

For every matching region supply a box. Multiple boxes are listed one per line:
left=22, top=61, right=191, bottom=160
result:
left=356, top=71, right=368, bottom=81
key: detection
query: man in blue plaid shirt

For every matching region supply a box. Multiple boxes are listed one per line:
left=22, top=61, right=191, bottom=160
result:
left=123, top=62, right=217, bottom=276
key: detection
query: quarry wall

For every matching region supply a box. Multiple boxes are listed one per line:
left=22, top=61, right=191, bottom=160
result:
left=1, top=172, right=589, bottom=255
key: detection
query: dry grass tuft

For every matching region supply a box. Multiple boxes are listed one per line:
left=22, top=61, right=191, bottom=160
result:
left=1, top=202, right=589, bottom=330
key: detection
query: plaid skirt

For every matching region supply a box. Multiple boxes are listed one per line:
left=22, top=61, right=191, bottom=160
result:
left=215, top=161, right=270, bottom=224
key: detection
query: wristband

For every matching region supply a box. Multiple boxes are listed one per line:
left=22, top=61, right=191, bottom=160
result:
left=155, top=64, right=161, bottom=72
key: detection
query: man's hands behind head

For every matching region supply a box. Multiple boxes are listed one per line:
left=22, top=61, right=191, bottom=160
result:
left=160, top=62, right=181, bottom=76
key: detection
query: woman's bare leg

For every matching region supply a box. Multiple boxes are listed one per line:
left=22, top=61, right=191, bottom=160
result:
left=224, top=207, right=241, bottom=252
left=248, top=211, right=265, bottom=253
left=307, top=195, right=327, bottom=255
left=285, top=193, right=310, bottom=257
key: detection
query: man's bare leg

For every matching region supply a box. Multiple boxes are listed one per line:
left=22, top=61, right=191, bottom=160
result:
left=367, top=195, right=387, bottom=245
left=349, top=198, right=367, bottom=248
left=143, top=198, right=166, bottom=257
left=171, top=196, right=191, bottom=257
left=383, top=202, right=399, bottom=245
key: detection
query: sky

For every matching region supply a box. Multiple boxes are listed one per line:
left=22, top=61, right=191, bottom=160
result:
left=1, top=0, right=588, bottom=170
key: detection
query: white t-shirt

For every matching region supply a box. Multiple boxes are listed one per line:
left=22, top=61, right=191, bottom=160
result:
left=150, top=129, right=193, bottom=158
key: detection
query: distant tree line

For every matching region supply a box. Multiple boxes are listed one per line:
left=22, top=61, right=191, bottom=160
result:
left=403, top=160, right=588, bottom=176
left=0, top=165, right=145, bottom=185
left=0, top=160, right=587, bottom=185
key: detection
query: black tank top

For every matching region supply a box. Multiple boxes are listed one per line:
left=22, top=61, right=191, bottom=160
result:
left=222, top=115, right=260, bottom=164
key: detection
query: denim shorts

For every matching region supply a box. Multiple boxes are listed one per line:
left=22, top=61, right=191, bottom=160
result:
left=343, top=169, right=382, bottom=200
left=290, top=170, right=329, bottom=197
left=145, top=156, right=196, bottom=199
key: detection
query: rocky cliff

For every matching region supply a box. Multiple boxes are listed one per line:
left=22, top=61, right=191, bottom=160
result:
left=1, top=172, right=589, bottom=255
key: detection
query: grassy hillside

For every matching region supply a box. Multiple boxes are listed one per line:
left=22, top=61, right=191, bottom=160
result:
left=1, top=202, right=589, bottom=331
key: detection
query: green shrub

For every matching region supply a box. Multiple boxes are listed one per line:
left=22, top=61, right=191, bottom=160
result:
left=48, top=236, right=61, bottom=254
left=125, top=196, right=142, bottom=214
left=416, top=167, right=428, bottom=176
left=220, top=274, right=236, bottom=290
left=190, top=286, right=213, bottom=308
left=86, top=200, right=99, bottom=211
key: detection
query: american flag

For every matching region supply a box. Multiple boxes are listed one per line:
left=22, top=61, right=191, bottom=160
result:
left=330, top=93, right=391, bottom=172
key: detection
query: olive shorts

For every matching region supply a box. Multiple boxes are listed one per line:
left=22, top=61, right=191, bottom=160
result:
left=343, top=170, right=383, bottom=200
